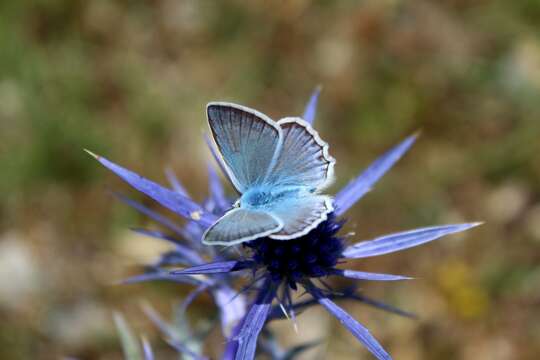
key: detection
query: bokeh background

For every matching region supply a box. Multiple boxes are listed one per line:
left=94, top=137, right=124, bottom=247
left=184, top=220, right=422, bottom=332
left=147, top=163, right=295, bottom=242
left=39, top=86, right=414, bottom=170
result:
left=1, top=1, right=540, bottom=359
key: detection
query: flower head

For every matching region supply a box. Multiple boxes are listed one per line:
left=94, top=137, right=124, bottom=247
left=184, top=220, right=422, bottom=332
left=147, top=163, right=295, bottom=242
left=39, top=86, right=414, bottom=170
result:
left=90, top=88, right=481, bottom=360
left=244, top=214, right=345, bottom=289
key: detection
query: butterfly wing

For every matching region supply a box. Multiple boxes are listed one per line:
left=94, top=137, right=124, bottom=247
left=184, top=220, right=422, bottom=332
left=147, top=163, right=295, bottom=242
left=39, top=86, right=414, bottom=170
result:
left=268, top=194, right=334, bottom=240
left=202, top=208, right=283, bottom=246
left=266, top=118, right=335, bottom=191
left=207, top=102, right=282, bottom=193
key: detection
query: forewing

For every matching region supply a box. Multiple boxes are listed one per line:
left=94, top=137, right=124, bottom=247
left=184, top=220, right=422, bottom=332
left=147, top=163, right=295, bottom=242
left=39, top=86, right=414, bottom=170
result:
left=267, top=118, right=334, bottom=190
left=269, top=195, right=333, bottom=240
left=202, top=208, right=283, bottom=246
left=207, top=102, right=282, bottom=193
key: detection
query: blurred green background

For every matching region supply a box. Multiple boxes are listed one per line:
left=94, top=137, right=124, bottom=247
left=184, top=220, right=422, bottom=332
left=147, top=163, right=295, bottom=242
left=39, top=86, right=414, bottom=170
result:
left=1, top=0, right=539, bottom=359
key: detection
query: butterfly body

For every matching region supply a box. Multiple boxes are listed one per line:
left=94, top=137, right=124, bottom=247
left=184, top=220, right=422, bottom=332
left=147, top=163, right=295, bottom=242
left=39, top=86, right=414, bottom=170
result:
left=202, top=102, right=335, bottom=246
left=241, top=186, right=304, bottom=209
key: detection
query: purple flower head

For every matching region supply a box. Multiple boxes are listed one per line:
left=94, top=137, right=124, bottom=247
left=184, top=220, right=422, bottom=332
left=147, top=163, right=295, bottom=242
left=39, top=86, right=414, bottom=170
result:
left=90, top=88, right=481, bottom=360
left=243, top=214, right=345, bottom=289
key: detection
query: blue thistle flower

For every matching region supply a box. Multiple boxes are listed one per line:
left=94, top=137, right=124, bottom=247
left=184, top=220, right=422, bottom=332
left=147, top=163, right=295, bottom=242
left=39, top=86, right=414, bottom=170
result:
left=89, top=88, right=481, bottom=360
left=243, top=214, right=345, bottom=288
left=110, top=166, right=249, bottom=342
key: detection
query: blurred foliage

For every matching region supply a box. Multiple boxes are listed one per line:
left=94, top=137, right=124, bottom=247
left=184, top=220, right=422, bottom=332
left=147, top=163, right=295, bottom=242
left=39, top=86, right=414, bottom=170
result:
left=113, top=312, right=144, bottom=360
left=0, top=0, right=539, bottom=359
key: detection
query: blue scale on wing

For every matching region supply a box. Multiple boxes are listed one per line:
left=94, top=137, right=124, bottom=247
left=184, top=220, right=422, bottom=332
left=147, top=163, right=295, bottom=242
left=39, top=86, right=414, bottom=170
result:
left=234, top=187, right=331, bottom=240
left=268, top=194, right=333, bottom=240
left=202, top=208, right=283, bottom=246
left=268, top=118, right=334, bottom=190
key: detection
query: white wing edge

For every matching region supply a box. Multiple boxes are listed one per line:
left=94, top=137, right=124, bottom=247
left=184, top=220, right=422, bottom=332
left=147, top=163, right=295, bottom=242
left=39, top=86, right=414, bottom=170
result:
left=276, top=117, right=336, bottom=191
left=269, top=196, right=334, bottom=240
left=206, top=101, right=284, bottom=194
left=201, top=208, right=284, bottom=246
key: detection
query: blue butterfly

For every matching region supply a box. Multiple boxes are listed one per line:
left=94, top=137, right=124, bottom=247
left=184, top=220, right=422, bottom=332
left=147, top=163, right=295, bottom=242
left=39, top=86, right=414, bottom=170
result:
left=202, top=102, right=335, bottom=246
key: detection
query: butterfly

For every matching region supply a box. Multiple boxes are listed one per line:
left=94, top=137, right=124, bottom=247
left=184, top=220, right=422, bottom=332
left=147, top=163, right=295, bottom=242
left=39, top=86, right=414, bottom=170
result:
left=202, top=102, right=335, bottom=246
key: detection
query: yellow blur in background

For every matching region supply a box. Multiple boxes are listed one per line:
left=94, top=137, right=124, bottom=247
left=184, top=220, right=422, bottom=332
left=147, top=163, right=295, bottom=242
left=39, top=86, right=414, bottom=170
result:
left=1, top=1, right=539, bottom=359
